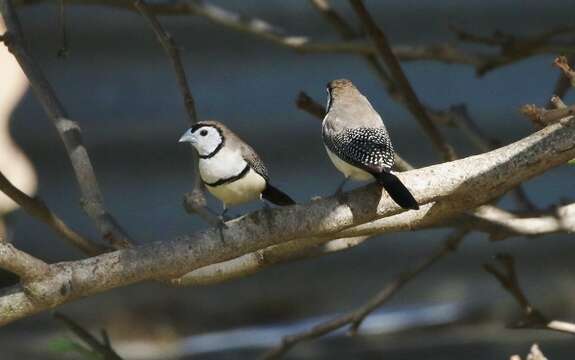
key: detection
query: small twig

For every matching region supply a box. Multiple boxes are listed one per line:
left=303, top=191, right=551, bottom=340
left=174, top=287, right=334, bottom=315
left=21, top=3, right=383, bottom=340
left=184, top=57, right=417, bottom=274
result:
left=553, top=55, right=575, bottom=87
left=349, top=0, right=457, bottom=162
left=134, top=0, right=220, bottom=226
left=0, top=243, right=50, bottom=282
left=520, top=102, right=575, bottom=127
left=56, top=0, right=68, bottom=58
left=261, top=227, right=468, bottom=359
left=484, top=254, right=575, bottom=334
left=0, top=170, right=105, bottom=255
left=295, top=91, right=326, bottom=119
left=309, top=0, right=397, bottom=97
left=54, top=312, right=123, bottom=360
left=548, top=54, right=575, bottom=107
left=0, top=0, right=133, bottom=248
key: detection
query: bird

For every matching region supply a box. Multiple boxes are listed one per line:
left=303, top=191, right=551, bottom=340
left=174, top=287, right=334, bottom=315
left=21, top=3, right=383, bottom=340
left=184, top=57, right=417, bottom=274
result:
left=179, top=120, right=295, bottom=218
left=322, top=79, right=419, bottom=210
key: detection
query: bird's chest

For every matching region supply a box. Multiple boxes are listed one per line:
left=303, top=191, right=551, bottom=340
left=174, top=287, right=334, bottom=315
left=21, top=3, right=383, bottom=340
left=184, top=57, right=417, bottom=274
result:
left=199, top=148, right=246, bottom=183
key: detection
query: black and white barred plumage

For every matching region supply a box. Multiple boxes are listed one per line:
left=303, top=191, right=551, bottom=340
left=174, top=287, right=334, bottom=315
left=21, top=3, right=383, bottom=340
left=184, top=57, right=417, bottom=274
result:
left=324, top=127, right=395, bottom=174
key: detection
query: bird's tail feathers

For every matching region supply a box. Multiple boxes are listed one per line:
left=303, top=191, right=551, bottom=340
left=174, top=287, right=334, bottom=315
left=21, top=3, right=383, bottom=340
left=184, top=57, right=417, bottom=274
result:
left=261, top=184, right=295, bottom=206
left=375, top=172, right=419, bottom=210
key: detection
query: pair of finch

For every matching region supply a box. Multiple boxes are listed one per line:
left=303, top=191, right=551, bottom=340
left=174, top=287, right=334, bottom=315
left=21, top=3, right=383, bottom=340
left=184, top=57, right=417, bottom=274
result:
left=179, top=79, right=418, bottom=219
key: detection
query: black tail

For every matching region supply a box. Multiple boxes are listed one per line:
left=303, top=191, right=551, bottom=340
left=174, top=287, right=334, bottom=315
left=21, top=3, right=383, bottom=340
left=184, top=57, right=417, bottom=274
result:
left=261, top=184, right=295, bottom=206
left=375, top=172, right=419, bottom=210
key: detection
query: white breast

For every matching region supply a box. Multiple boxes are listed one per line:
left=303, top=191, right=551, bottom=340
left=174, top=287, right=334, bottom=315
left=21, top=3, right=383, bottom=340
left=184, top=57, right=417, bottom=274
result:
left=199, top=147, right=246, bottom=183
left=325, top=147, right=373, bottom=181
left=206, top=168, right=266, bottom=206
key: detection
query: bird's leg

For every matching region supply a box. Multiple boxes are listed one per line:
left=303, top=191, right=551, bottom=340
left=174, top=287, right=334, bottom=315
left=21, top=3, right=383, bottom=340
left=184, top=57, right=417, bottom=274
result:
left=334, top=176, right=349, bottom=204
left=217, top=205, right=229, bottom=244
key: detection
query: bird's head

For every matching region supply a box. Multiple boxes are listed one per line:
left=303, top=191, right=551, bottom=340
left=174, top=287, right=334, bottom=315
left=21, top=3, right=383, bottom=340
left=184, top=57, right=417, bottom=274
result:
left=179, top=121, right=224, bottom=157
left=326, top=79, right=358, bottom=110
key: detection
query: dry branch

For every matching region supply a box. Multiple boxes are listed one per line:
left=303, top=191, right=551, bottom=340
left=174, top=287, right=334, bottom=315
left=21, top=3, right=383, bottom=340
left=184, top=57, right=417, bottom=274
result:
left=0, top=117, right=574, bottom=325
left=134, top=0, right=220, bottom=226
left=520, top=103, right=575, bottom=127
left=54, top=312, right=123, bottom=360
left=484, top=254, right=575, bottom=335
left=0, top=170, right=105, bottom=255
left=16, top=0, right=575, bottom=76
left=349, top=0, right=456, bottom=161
left=261, top=227, right=469, bottom=359
left=0, top=0, right=132, bottom=248
left=553, top=55, right=575, bottom=88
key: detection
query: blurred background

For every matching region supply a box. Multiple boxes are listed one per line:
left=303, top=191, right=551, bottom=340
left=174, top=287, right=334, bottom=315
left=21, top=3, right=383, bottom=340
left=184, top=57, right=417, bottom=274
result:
left=1, top=0, right=574, bottom=358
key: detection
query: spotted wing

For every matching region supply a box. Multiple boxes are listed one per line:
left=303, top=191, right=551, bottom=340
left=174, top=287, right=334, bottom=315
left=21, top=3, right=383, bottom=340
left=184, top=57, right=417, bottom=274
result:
left=324, top=128, right=395, bottom=173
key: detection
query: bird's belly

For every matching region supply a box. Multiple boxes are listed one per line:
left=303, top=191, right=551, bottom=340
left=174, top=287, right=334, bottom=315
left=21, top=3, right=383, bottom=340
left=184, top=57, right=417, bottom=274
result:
left=325, top=147, right=373, bottom=181
left=206, top=169, right=266, bottom=206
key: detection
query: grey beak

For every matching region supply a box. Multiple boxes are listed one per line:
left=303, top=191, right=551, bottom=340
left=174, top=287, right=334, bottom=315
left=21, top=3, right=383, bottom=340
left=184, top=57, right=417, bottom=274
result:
left=179, top=129, right=194, bottom=143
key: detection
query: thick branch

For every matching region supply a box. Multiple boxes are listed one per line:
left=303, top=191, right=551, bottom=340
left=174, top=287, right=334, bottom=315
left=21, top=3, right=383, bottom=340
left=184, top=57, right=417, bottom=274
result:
left=0, top=171, right=105, bottom=255
left=0, top=118, right=573, bottom=325
left=0, top=0, right=132, bottom=248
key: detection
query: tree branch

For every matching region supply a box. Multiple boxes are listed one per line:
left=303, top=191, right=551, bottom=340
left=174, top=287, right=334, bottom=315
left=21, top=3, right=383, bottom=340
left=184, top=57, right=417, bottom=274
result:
left=0, top=243, right=50, bottom=282
left=0, top=0, right=132, bottom=248
left=0, top=117, right=573, bottom=325
left=349, top=0, right=456, bottom=161
left=0, top=170, right=105, bottom=256
left=134, top=0, right=220, bottom=226
left=54, top=312, right=123, bottom=360
left=261, top=227, right=469, bottom=359
left=484, top=254, right=575, bottom=335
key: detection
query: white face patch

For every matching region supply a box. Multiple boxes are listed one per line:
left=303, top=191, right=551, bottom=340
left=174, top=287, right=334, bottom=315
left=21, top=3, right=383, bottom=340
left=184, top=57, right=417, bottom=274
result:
left=187, top=126, right=223, bottom=157
left=326, top=88, right=332, bottom=112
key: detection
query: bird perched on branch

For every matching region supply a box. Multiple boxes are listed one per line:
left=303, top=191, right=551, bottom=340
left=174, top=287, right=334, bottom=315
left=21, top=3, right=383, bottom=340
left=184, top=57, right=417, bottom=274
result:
left=322, top=79, right=419, bottom=210
left=179, top=121, right=295, bottom=218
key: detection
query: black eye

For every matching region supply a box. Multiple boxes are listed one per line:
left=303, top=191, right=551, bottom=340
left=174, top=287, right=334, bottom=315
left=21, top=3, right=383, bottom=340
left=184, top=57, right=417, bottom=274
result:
left=200, top=129, right=208, bottom=136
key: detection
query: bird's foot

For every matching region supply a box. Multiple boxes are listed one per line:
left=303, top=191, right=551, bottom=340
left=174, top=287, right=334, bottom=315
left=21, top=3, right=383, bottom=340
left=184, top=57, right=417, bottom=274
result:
left=334, top=186, right=348, bottom=205
left=216, top=220, right=227, bottom=244
left=261, top=201, right=274, bottom=228
left=333, top=177, right=349, bottom=204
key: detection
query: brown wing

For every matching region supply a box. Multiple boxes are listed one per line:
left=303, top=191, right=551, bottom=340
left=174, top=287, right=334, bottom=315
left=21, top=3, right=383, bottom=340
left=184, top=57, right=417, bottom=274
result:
left=239, top=142, right=269, bottom=181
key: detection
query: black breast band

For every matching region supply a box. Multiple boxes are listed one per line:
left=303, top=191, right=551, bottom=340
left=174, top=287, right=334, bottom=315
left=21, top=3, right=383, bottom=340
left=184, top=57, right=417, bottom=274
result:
left=204, top=163, right=251, bottom=187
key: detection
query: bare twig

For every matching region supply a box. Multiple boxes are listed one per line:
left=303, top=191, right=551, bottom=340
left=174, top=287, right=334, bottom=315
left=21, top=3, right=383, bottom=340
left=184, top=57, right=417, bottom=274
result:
left=0, top=243, right=50, bottom=282
left=548, top=55, right=575, bottom=107
left=57, top=0, right=69, bottom=58
left=520, top=103, right=575, bottom=127
left=349, top=0, right=456, bottom=161
left=309, top=0, right=397, bottom=97
left=54, top=312, right=123, bottom=360
left=0, top=0, right=132, bottom=249
left=134, top=0, right=220, bottom=226
left=15, top=0, right=575, bottom=77
left=261, top=227, right=469, bottom=359
left=553, top=55, right=575, bottom=87
left=484, top=254, right=575, bottom=334
left=0, top=170, right=105, bottom=255
left=451, top=25, right=575, bottom=75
